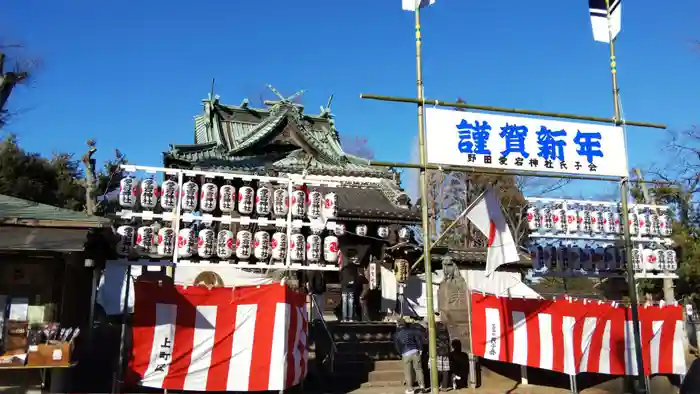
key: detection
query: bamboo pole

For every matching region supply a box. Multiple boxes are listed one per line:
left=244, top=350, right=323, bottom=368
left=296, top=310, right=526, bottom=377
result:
left=412, top=6, right=440, bottom=392
left=359, top=94, right=667, bottom=129
left=603, top=0, right=647, bottom=392
left=410, top=190, right=485, bottom=271
left=368, top=160, right=674, bottom=185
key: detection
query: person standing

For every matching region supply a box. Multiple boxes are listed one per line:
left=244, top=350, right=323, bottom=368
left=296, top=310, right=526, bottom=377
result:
left=358, top=269, right=371, bottom=321
left=306, top=271, right=326, bottom=322
left=394, top=318, right=425, bottom=394
left=340, top=256, right=359, bottom=322
left=432, top=314, right=452, bottom=391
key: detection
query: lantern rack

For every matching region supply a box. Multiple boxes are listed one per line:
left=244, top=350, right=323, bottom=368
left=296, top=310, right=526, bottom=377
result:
left=525, top=197, right=678, bottom=280
left=528, top=233, right=672, bottom=244
left=114, top=164, right=345, bottom=271
left=176, top=261, right=341, bottom=271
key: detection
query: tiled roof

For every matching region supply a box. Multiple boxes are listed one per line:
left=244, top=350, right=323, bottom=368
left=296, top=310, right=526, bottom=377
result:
left=0, top=194, right=111, bottom=228
left=318, top=185, right=420, bottom=222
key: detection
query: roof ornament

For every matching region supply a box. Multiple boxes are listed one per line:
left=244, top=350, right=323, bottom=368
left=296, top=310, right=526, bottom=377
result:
left=264, top=84, right=305, bottom=108
left=319, top=94, right=334, bottom=119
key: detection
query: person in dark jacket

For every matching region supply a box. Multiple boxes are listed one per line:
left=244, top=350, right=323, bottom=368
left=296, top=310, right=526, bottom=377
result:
left=394, top=318, right=425, bottom=393
left=430, top=314, right=452, bottom=391
left=340, top=257, right=359, bottom=322
left=305, top=271, right=326, bottom=322
left=358, top=269, right=370, bottom=321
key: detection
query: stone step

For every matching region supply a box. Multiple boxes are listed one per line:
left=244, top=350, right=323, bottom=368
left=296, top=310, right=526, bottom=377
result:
left=372, top=359, right=403, bottom=371
left=368, top=369, right=404, bottom=383
left=360, top=380, right=404, bottom=389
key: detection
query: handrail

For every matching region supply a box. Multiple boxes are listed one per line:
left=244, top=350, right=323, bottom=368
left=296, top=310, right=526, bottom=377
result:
left=311, top=297, right=337, bottom=374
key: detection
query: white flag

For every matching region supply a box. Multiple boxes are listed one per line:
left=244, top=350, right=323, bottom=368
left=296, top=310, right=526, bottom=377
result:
left=589, top=0, right=621, bottom=43
left=466, top=188, right=520, bottom=277
left=402, top=0, right=435, bottom=11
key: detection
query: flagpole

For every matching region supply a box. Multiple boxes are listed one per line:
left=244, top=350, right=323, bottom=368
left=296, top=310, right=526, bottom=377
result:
left=410, top=188, right=487, bottom=271
left=413, top=4, right=440, bottom=392
left=603, top=1, right=647, bottom=393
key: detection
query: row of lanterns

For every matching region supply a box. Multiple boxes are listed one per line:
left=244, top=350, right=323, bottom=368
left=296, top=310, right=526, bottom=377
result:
left=529, top=245, right=678, bottom=272
left=116, top=223, right=343, bottom=263
left=118, top=176, right=339, bottom=219
left=526, top=203, right=672, bottom=237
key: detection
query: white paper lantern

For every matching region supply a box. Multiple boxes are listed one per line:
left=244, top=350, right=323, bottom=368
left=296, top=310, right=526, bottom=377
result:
left=628, top=212, right=639, bottom=236
left=592, top=247, right=605, bottom=270
left=565, top=209, right=578, bottom=232
left=526, top=207, right=539, bottom=231
left=639, top=212, right=650, bottom=236
left=118, top=176, right=137, bottom=208
left=658, top=213, right=671, bottom=237
left=307, top=190, right=322, bottom=219
left=160, top=179, right=178, bottom=210
left=156, top=227, right=175, bottom=257
left=324, top=235, right=339, bottom=263
left=603, top=246, right=618, bottom=270
left=540, top=246, right=553, bottom=270
left=665, top=249, right=677, bottom=271
left=590, top=210, right=603, bottom=233
left=219, top=185, right=236, bottom=213
left=273, top=188, right=289, bottom=217
left=253, top=231, right=270, bottom=260
left=543, top=246, right=557, bottom=270
left=552, top=208, right=566, bottom=232
left=255, top=185, right=271, bottom=216
left=580, top=248, right=593, bottom=270
left=289, top=233, right=305, bottom=262
left=578, top=209, right=592, bottom=233
left=235, top=230, right=252, bottom=260
left=377, top=226, right=390, bottom=238
left=602, top=211, right=615, bottom=234
left=568, top=247, right=582, bottom=270
left=356, top=224, right=368, bottom=237
left=649, top=213, right=660, bottom=236
left=528, top=245, right=542, bottom=270
left=557, top=247, right=570, bottom=271
left=323, top=192, right=338, bottom=219
left=139, top=178, right=158, bottom=210
left=271, top=232, right=288, bottom=261
left=334, top=223, right=346, bottom=236
left=216, top=230, right=235, bottom=259
left=197, top=228, right=215, bottom=259
left=398, top=227, right=411, bottom=240
left=177, top=228, right=196, bottom=258
left=653, top=249, right=665, bottom=271
left=642, top=248, right=655, bottom=271
left=238, top=186, right=254, bottom=215
left=116, top=225, right=135, bottom=256
left=181, top=180, right=199, bottom=212
left=630, top=248, right=642, bottom=271
left=612, top=213, right=622, bottom=234
left=136, top=225, right=156, bottom=255
left=200, top=181, right=218, bottom=213
left=539, top=207, right=553, bottom=231
left=306, top=234, right=322, bottom=262
left=291, top=190, right=306, bottom=218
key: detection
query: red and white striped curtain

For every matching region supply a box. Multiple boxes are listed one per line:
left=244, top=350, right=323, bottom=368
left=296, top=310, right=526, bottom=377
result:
left=470, top=293, right=686, bottom=376
left=128, top=281, right=308, bottom=391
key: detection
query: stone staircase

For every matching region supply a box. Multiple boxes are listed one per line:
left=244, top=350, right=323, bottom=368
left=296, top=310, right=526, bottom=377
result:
left=311, top=321, right=407, bottom=391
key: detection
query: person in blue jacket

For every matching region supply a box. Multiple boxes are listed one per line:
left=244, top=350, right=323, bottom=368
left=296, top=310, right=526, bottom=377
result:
left=394, top=318, right=426, bottom=394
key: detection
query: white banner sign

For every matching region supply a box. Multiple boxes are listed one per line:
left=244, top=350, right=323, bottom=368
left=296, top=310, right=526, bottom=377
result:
left=425, top=108, right=628, bottom=177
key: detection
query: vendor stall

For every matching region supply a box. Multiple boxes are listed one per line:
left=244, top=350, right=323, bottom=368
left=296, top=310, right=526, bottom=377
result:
left=0, top=194, right=112, bottom=392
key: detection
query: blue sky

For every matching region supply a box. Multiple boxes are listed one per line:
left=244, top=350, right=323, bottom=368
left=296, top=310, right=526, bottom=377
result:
left=3, top=0, right=699, bottom=200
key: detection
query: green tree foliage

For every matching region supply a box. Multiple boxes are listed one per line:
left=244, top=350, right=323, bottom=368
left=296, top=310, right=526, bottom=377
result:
left=0, top=134, right=124, bottom=215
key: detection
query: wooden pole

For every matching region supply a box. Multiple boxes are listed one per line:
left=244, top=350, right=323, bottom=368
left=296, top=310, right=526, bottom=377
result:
left=412, top=6, right=440, bottom=392
left=359, top=93, right=666, bottom=129
left=603, top=1, right=647, bottom=392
